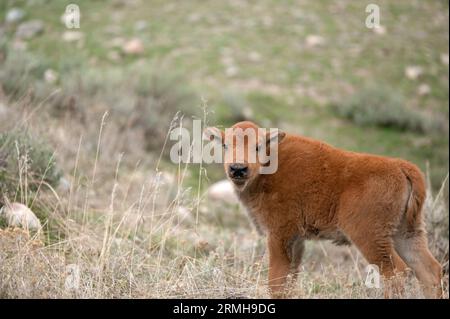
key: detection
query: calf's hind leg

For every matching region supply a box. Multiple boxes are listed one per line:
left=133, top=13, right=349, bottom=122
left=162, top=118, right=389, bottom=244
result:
left=340, top=223, right=408, bottom=298
left=338, top=186, right=410, bottom=298
left=394, top=232, right=442, bottom=298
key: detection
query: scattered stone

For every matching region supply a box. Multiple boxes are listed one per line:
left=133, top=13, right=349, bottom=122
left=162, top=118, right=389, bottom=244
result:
left=405, top=65, right=423, bottom=80
left=248, top=51, right=262, bottom=62
left=305, top=34, right=325, bottom=48
left=417, top=83, right=431, bottom=96
left=373, top=25, right=386, bottom=35
left=5, top=8, right=25, bottom=24
left=156, top=171, right=175, bottom=186
left=0, top=203, right=41, bottom=231
left=62, top=30, right=84, bottom=42
left=176, top=206, right=193, bottom=224
left=440, top=53, right=449, bottom=66
left=225, top=66, right=239, bottom=77
left=15, top=20, right=44, bottom=39
left=242, top=106, right=253, bottom=119
left=0, top=102, right=8, bottom=117
left=208, top=180, right=238, bottom=204
left=261, top=15, right=273, bottom=27
left=60, top=11, right=69, bottom=26
left=44, top=69, right=58, bottom=84
left=122, top=38, right=144, bottom=55
left=187, top=13, right=201, bottom=23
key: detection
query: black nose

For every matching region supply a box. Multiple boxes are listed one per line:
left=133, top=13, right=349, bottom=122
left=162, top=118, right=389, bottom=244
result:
left=229, top=164, right=248, bottom=178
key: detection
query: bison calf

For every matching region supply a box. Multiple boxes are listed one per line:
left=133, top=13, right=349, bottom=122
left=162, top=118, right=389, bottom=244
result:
left=204, top=121, right=442, bottom=298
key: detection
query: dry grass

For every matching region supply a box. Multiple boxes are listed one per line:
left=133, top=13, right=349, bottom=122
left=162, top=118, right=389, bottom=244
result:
left=0, top=101, right=448, bottom=299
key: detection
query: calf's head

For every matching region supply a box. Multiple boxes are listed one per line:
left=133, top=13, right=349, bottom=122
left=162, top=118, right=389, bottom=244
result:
left=204, top=121, right=285, bottom=190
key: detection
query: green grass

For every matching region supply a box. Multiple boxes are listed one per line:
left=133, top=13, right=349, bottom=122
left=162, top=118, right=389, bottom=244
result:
left=1, top=0, right=448, bottom=186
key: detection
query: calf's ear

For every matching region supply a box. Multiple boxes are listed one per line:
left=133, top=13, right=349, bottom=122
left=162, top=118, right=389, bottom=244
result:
left=203, top=127, right=224, bottom=144
left=266, top=129, right=286, bottom=146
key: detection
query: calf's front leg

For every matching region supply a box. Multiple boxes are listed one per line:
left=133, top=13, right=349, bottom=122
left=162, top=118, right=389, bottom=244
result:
left=268, top=235, right=291, bottom=298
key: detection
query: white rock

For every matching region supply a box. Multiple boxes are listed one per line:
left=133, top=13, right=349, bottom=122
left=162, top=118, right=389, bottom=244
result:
left=373, top=25, right=386, bottom=35
left=176, top=206, right=193, bottom=223
left=208, top=180, right=238, bottom=204
left=15, top=20, right=44, bottom=39
left=261, top=16, right=273, bottom=27
left=62, top=31, right=84, bottom=42
left=417, top=83, right=431, bottom=96
left=225, top=65, right=239, bottom=77
left=60, top=12, right=68, bottom=25
left=0, top=203, right=41, bottom=231
left=187, top=13, right=201, bottom=23
left=0, top=102, right=7, bottom=117
left=6, top=8, right=25, bottom=24
left=242, top=106, right=253, bottom=119
left=405, top=66, right=423, bottom=80
left=44, top=69, right=58, bottom=84
left=122, top=38, right=144, bottom=55
left=156, top=171, right=175, bottom=185
left=248, top=51, right=262, bottom=62
left=305, top=35, right=325, bottom=48
left=440, top=53, right=449, bottom=66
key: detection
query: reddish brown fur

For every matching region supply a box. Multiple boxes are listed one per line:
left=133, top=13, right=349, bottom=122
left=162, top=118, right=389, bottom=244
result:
left=206, top=121, right=442, bottom=298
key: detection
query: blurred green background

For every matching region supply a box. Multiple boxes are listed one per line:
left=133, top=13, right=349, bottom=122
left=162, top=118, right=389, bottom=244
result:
left=0, top=0, right=448, bottom=188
